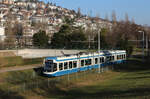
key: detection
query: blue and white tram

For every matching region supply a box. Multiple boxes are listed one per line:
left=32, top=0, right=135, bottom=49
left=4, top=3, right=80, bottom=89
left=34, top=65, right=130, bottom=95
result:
left=43, top=50, right=126, bottom=77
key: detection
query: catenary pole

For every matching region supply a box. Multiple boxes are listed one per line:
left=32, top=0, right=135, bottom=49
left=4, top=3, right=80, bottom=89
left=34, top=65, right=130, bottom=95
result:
left=98, top=29, right=101, bottom=73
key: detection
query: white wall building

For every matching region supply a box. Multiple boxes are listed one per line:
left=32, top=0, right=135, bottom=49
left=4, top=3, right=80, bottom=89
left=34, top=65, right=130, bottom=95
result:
left=0, top=27, right=6, bottom=41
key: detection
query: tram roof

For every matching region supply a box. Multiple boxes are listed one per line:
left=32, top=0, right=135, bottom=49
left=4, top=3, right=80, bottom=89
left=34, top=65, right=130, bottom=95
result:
left=45, top=50, right=126, bottom=61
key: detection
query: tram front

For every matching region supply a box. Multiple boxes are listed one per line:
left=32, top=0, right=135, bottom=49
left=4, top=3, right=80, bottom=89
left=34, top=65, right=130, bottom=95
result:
left=43, top=59, right=57, bottom=77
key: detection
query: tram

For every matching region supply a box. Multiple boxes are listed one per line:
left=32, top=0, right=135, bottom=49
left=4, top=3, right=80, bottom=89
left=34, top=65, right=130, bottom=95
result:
left=43, top=50, right=126, bottom=77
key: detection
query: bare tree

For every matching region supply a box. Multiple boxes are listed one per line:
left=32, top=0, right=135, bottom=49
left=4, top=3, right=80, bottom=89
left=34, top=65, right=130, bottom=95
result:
left=4, top=12, right=17, bottom=49
left=131, top=18, right=135, bottom=24
left=105, top=13, right=109, bottom=21
left=77, top=7, right=81, bottom=18
left=5, top=13, right=16, bottom=36
left=12, top=22, right=24, bottom=48
left=112, top=10, right=117, bottom=23
left=125, top=13, right=129, bottom=22
left=34, top=22, right=48, bottom=31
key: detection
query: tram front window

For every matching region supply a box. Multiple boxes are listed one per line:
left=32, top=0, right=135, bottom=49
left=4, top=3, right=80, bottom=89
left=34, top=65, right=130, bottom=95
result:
left=44, top=60, right=57, bottom=72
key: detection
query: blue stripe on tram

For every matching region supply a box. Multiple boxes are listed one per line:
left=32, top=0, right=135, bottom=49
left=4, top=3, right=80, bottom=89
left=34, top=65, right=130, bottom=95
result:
left=44, top=60, right=125, bottom=77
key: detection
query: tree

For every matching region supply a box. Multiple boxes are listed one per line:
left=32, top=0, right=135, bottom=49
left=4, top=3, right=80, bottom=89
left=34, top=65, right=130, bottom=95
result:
left=51, top=24, right=87, bottom=49
left=51, top=24, right=72, bottom=49
left=4, top=37, right=16, bottom=49
left=33, top=30, right=49, bottom=48
left=68, top=28, right=87, bottom=49
left=112, top=10, right=117, bottom=23
left=107, top=20, right=139, bottom=56
left=77, top=7, right=81, bottom=18
left=27, top=5, right=31, bottom=11
left=13, top=23, right=23, bottom=38
left=125, top=13, right=129, bottom=22
left=105, top=13, right=109, bottom=21
left=94, top=28, right=109, bottom=49
left=13, top=23, right=23, bottom=48
left=4, top=12, right=17, bottom=49
left=63, top=17, right=75, bottom=25
left=115, top=34, right=133, bottom=56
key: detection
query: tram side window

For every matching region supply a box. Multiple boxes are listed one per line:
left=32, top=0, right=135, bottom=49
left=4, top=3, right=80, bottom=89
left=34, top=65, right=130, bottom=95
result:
left=102, top=57, right=104, bottom=63
left=73, top=61, right=77, bottom=68
left=95, top=58, right=98, bottom=64
left=99, top=57, right=102, bottom=63
left=59, top=63, right=63, bottom=70
left=112, top=56, right=114, bottom=61
left=100, top=57, right=105, bottom=63
left=85, top=59, right=88, bottom=65
left=100, top=57, right=102, bottom=63
left=106, top=56, right=111, bottom=61
left=64, top=62, right=68, bottom=70
left=69, top=61, right=73, bottom=69
left=119, top=55, right=121, bottom=59
left=53, top=63, right=57, bottom=72
left=109, top=56, right=111, bottom=61
left=123, top=54, right=125, bottom=59
left=117, top=55, right=120, bottom=60
left=121, top=55, right=123, bottom=59
left=89, top=59, right=92, bottom=65
left=119, top=55, right=121, bottom=60
left=85, top=59, right=91, bottom=65
left=81, top=60, right=84, bottom=67
left=124, top=54, right=126, bottom=59
left=120, top=55, right=122, bottom=59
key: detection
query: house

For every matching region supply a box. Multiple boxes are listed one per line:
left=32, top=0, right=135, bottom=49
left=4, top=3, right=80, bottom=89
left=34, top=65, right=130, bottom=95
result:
left=27, top=2, right=37, bottom=9
left=23, top=27, right=37, bottom=37
left=0, top=26, right=6, bottom=41
left=23, top=27, right=36, bottom=46
left=30, top=15, right=49, bottom=24
left=2, top=0, right=14, bottom=5
left=14, top=1, right=27, bottom=6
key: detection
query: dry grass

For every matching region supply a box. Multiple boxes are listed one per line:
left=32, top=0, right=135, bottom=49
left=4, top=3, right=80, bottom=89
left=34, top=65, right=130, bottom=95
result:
left=0, top=56, right=23, bottom=67
left=0, top=56, right=150, bottom=99
left=0, top=52, right=16, bottom=57
left=75, top=71, right=119, bottom=87
left=0, top=56, right=43, bottom=68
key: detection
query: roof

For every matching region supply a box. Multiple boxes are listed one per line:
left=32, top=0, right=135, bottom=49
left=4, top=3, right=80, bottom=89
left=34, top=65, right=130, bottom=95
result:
left=45, top=50, right=126, bottom=62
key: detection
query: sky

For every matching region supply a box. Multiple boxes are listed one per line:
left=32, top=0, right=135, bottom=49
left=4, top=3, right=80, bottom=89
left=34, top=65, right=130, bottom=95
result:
left=44, top=0, right=150, bottom=26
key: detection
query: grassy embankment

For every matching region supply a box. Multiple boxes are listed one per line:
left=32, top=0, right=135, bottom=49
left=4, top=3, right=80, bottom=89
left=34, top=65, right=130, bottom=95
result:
left=0, top=54, right=150, bottom=99
left=0, top=56, right=43, bottom=68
